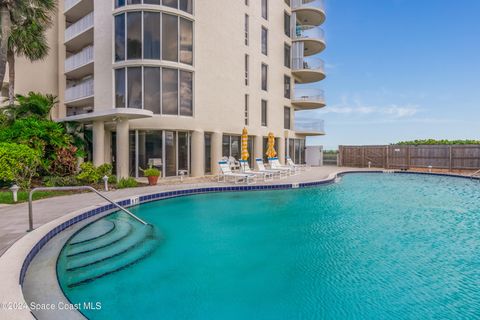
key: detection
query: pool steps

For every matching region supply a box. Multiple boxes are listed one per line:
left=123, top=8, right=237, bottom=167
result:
left=59, top=215, right=158, bottom=288
left=69, top=220, right=115, bottom=245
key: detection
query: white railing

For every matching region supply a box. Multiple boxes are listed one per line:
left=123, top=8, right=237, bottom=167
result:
left=65, top=12, right=94, bottom=42
left=293, top=88, right=325, bottom=104
left=65, top=0, right=80, bottom=12
left=65, top=78, right=94, bottom=102
left=292, top=0, right=325, bottom=11
left=293, top=25, right=325, bottom=42
left=292, top=56, right=325, bottom=73
left=65, top=46, right=94, bottom=73
left=295, top=119, right=325, bottom=133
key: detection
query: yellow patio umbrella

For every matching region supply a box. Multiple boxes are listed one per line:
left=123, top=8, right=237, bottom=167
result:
left=241, top=127, right=249, bottom=161
left=266, top=132, right=277, bottom=159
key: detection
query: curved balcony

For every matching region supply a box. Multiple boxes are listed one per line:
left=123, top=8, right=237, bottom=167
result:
left=65, top=45, right=94, bottom=79
left=292, top=0, right=326, bottom=26
left=65, top=78, right=94, bottom=107
left=294, top=119, right=325, bottom=136
left=64, top=0, right=93, bottom=21
left=65, top=12, right=94, bottom=52
left=292, top=57, right=326, bottom=83
left=292, top=88, right=326, bottom=110
left=293, top=25, right=326, bottom=56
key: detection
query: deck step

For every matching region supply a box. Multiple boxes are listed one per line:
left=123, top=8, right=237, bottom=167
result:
left=67, top=220, right=132, bottom=257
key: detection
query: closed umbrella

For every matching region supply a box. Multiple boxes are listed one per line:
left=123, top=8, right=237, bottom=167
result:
left=266, top=132, right=277, bottom=159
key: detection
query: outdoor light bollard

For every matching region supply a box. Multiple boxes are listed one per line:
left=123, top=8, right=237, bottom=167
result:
left=428, top=165, right=432, bottom=173
left=10, top=184, right=20, bottom=203
left=103, top=175, right=109, bottom=191
left=368, top=161, right=372, bottom=168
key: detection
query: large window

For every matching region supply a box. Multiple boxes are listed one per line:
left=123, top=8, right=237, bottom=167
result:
left=127, top=67, right=142, bottom=108
left=116, top=0, right=192, bottom=14
left=284, top=12, right=291, bottom=37
left=284, top=44, right=291, bottom=68
left=115, top=67, right=193, bottom=115
left=162, top=13, right=178, bottom=62
left=114, top=11, right=193, bottom=65
left=144, top=67, right=161, bottom=113
left=261, top=27, right=268, bottom=55
left=284, top=107, right=291, bottom=129
left=205, top=133, right=212, bottom=174
left=223, top=135, right=241, bottom=160
left=261, top=0, right=268, bottom=20
left=284, top=75, right=291, bottom=98
left=127, top=12, right=142, bottom=59
left=144, top=12, right=160, bottom=59
left=180, top=18, right=193, bottom=65
left=261, top=63, right=268, bottom=91
left=261, top=100, right=267, bottom=126
left=115, top=14, right=125, bottom=61
left=162, top=68, right=178, bottom=115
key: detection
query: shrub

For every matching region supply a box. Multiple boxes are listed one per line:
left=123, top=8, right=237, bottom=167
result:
left=143, top=167, right=161, bottom=177
left=43, top=176, right=80, bottom=187
left=0, top=143, right=40, bottom=189
left=108, top=175, right=117, bottom=184
left=97, top=163, right=113, bottom=177
left=50, top=146, right=78, bottom=177
left=117, top=177, right=138, bottom=189
left=76, top=162, right=101, bottom=184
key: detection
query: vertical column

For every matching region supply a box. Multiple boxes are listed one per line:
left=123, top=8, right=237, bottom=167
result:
left=104, top=130, right=112, bottom=164
left=191, top=130, right=205, bottom=177
left=211, top=131, right=222, bottom=175
left=277, top=137, right=286, bottom=164
left=254, top=135, right=263, bottom=163
left=116, top=118, right=130, bottom=178
left=92, top=120, right=105, bottom=166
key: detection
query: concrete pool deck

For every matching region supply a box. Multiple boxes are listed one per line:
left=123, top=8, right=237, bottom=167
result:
left=0, top=166, right=375, bottom=257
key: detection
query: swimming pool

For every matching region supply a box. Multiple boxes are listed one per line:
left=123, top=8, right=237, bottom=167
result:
left=57, top=173, right=480, bottom=319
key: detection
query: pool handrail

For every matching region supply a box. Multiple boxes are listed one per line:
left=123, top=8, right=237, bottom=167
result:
left=28, top=186, right=149, bottom=231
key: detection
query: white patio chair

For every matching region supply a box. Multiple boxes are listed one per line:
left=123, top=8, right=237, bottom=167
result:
left=240, top=160, right=274, bottom=181
left=255, top=158, right=288, bottom=179
left=218, top=161, right=256, bottom=184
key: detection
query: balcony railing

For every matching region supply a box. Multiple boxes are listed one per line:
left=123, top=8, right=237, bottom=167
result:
left=295, top=119, right=325, bottom=133
left=292, top=0, right=325, bottom=11
left=293, top=88, right=325, bottom=104
left=292, top=57, right=325, bottom=73
left=65, top=12, right=94, bottom=42
left=293, top=25, right=325, bottom=42
left=65, top=46, right=93, bottom=73
left=65, top=78, right=94, bottom=102
left=65, top=0, right=80, bottom=12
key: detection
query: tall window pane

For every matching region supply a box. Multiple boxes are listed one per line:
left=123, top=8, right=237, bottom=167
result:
left=115, top=0, right=125, bottom=8
left=284, top=107, right=291, bottom=129
left=245, top=54, right=249, bottom=85
left=144, top=12, right=160, bottom=59
left=180, top=0, right=193, bottom=13
left=284, top=75, right=291, bottom=98
left=178, top=132, right=189, bottom=171
left=261, top=100, right=267, bottom=126
left=115, top=68, right=126, bottom=108
left=144, top=0, right=160, bottom=4
left=115, top=14, right=125, bottom=61
left=180, top=71, right=193, bottom=116
left=261, top=63, right=268, bottom=91
left=127, top=0, right=141, bottom=4
left=127, top=12, right=142, bottom=59
left=180, top=18, right=193, bottom=65
left=162, top=68, right=178, bottom=115
left=244, top=14, right=249, bottom=46
left=261, top=27, right=268, bottom=55
left=284, top=44, right=291, bottom=67
left=205, top=133, right=212, bottom=173
left=262, top=0, right=268, bottom=19
left=284, top=12, right=291, bottom=36
left=162, top=14, right=178, bottom=62
left=127, top=67, right=142, bottom=109
left=144, top=67, right=161, bottom=114
left=163, top=0, right=178, bottom=9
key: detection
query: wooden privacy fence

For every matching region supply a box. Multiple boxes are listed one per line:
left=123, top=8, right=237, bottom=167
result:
left=339, top=145, right=480, bottom=171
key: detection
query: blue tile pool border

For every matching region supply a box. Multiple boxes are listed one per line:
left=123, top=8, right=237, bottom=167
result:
left=18, top=170, right=479, bottom=286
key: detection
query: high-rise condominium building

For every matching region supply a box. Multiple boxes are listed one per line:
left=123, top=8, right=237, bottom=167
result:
left=7, top=0, right=326, bottom=178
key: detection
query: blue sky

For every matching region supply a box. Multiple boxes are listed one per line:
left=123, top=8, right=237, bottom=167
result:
left=302, top=0, right=480, bottom=150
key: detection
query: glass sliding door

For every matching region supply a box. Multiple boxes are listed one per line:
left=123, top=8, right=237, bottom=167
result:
left=205, top=133, right=212, bottom=174
left=165, top=131, right=177, bottom=177
left=230, top=136, right=241, bottom=160
left=178, top=132, right=189, bottom=172
left=138, top=131, right=163, bottom=177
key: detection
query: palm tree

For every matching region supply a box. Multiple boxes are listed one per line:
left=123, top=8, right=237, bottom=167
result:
left=3, top=91, right=57, bottom=123
left=0, top=0, right=55, bottom=101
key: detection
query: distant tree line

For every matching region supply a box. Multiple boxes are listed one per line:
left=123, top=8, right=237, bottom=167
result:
left=394, top=139, right=480, bottom=145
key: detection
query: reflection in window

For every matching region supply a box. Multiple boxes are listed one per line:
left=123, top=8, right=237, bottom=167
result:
left=284, top=75, right=291, bottom=98
left=115, top=14, right=125, bottom=61
left=162, top=13, right=178, bottom=62
left=178, top=132, right=189, bottom=171
left=261, top=63, right=268, bottom=91
left=127, top=67, right=142, bottom=109
left=180, top=71, right=193, bottom=116
left=138, top=131, right=163, bottom=177
left=115, top=68, right=125, bottom=108
left=144, top=12, right=160, bottom=59
left=179, top=0, right=193, bottom=14
left=144, top=67, right=161, bottom=114
left=180, top=18, right=193, bottom=65
left=162, top=68, right=178, bottom=115
left=115, top=0, right=125, bottom=8
left=127, top=12, right=142, bottom=59
left=163, top=0, right=178, bottom=9
left=284, top=44, right=291, bottom=68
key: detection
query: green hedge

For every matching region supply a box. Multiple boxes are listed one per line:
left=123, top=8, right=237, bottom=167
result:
left=0, top=143, right=40, bottom=189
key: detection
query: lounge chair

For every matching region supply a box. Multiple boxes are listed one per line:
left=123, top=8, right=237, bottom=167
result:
left=269, top=158, right=297, bottom=175
left=286, top=157, right=308, bottom=171
left=218, top=161, right=256, bottom=184
left=255, top=158, right=288, bottom=179
left=240, top=160, right=274, bottom=181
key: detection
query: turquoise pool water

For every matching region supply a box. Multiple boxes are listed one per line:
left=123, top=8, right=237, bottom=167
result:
left=57, top=173, right=480, bottom=319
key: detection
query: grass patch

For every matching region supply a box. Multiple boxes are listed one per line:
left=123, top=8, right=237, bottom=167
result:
left=0, top=190, right=72, bottom=205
